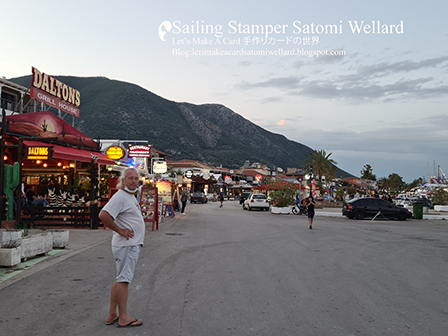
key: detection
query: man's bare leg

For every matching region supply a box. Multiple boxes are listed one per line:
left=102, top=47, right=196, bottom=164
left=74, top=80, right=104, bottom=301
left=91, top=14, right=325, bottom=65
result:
left=107, top=281, right=142, bottom=326
left=106, top=281, right=119, bottom=323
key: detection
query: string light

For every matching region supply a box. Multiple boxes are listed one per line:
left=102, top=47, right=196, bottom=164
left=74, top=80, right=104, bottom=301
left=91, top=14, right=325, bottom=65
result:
left=43, top=163, right=48, bottom=168
left=57, top=162, right=62, bottom=166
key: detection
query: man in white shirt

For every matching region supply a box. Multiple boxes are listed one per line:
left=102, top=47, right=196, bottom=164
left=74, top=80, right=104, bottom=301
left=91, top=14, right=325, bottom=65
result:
left=99, top=168, right=144, bottom=328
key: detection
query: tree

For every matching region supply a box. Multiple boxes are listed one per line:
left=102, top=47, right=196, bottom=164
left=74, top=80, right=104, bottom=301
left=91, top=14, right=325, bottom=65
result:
left=432, top=187, right=448, bottom=205
left=361, top=164, right=376, bottom=181
left=303, top=150, right=338, bottom=181
left=380, top=173, right=406, bottom=193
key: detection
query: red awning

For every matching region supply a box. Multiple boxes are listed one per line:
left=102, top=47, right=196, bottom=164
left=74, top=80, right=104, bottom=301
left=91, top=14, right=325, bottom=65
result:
left=23, top=140, right=115, bottom=165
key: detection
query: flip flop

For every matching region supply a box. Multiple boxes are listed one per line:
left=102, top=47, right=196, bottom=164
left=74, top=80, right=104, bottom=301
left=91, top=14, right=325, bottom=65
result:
left=105, top=317, right=119, bottom=325
left=117, top=319, right=143, bottom=328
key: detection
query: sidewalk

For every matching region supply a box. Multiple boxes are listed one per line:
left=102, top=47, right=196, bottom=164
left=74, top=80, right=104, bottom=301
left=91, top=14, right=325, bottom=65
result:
left=0, top=229, right=112, bottom=290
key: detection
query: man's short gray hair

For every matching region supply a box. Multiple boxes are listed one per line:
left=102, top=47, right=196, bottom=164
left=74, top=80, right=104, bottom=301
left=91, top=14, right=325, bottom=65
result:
left=116, top=167, right=140, bottom=189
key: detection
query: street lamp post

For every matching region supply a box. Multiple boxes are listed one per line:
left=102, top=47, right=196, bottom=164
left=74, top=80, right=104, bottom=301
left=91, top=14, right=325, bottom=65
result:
left=308, top=166, right=313, bottom=197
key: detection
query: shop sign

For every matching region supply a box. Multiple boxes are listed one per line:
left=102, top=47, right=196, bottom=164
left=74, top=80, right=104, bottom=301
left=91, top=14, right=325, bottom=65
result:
left=30, top=88, right=79, bottom=117
left=26, top=146, right=53, bottom=160
left=224, top=176, right=232, bottom=184
left=185, top=170, right=193, bottom=178
left=153, top=160, right=167, bottom=173
left=105, top=146, right=125, bottom=160
left=202, top=169, right=210, bottom=180
left=128, top=144, right=151, bottom=158
left=255, top=174, right=262, bottom=181
left=156, top=180, right=173, bottom=204
left=31, top=67, right=80, bottom=117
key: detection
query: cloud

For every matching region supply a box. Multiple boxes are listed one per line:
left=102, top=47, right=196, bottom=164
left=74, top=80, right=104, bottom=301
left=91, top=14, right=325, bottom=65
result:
left=290, top=76, right=443, bottom=101
left=260, top=96, right=282, bottom=104
left=354, top=56, right=448, bottom=79
left=236, top=55, right=448, bottom=103
left=235, top=76, right=301, bottom=90
left=292, top=61, right=305, bottom=69
left=277, top=119, right=448, bottom=182
left=312, top=52, right=346, bottom=64
left=239, top=61, right=252, bottom=67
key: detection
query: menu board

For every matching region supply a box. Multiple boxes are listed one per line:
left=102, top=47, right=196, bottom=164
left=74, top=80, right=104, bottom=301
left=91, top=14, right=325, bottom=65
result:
left=139, top=187, right=157, bottom=223
left=155, top=181, right=172, bottom=205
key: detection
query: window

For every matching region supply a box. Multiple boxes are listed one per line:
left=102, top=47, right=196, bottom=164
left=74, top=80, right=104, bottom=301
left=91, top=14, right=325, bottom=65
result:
left=253, top=194, right=267, bottom=200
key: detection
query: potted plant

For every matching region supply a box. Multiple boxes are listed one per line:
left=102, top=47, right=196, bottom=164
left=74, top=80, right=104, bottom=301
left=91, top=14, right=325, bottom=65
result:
left=267, top=181, right=297, bottom=214
left=21, top=230, right=53, bottom=260
left=0, top=230, right=22, bottom=267
left=47, top=229, right=70, bottom=248
left=1, top=228, right=24, bottom=247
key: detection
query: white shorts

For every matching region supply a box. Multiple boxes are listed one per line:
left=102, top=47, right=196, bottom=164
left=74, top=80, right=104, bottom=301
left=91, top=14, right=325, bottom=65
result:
left=112, top=245, right=142, bottom=283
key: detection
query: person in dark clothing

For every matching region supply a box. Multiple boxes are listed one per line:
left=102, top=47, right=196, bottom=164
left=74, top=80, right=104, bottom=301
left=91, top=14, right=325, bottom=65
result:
left=181, top=191, right=188, bottom=215
left=306, top=196, right=316, bottom=229
left=219, top=191, right=225, bottom=207
left=25, top=187, right=35, bottom=207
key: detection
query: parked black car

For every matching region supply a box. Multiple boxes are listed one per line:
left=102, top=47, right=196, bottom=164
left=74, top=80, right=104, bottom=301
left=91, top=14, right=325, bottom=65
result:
left=190, top=192, right=208, bottom=204
left=239, top=192, right=251, bottom=205
left=342, top=198, right=412, bottom=220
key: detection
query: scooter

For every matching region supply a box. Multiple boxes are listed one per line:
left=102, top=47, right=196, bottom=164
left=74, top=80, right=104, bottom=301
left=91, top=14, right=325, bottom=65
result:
left=291, top=202, right=307, bottom=215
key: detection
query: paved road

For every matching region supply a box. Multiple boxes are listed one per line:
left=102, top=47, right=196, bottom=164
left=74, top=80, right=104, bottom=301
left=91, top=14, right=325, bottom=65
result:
left=0, top=201, right=447, bottom=336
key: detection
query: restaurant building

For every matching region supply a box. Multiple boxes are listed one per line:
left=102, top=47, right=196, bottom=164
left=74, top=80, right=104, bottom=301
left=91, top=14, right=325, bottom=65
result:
left=0, top=70, right=114, bottom=226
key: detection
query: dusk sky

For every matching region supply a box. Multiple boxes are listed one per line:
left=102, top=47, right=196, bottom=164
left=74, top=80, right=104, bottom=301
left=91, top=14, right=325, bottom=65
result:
left=1, top=0, right=447, bottom=182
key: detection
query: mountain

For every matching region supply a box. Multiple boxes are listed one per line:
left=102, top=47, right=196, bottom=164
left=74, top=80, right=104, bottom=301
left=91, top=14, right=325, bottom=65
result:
left=9, top=75, right=352, bottom=177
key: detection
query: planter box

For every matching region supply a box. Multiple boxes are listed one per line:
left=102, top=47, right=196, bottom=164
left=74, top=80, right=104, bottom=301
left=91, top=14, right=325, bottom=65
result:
left=434, top=205, right=448, bottom=212
left=271, top=206, right=291, bottom=214
left=1, top=229, right=23, bottom=248
left=48, top=230, right=69, bottom=248
left=21, top=231, right=53, bottom=260
left=0, top=246, right=22, bottom=267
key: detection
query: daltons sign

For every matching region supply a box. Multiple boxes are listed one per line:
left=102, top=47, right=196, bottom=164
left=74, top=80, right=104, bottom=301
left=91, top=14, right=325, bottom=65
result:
left=26, top=146, right=53, bottom=160
left=30, top=67, right=80, bottom=117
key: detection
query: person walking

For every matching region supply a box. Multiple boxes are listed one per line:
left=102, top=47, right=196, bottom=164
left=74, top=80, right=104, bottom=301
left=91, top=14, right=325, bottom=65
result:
left=306, top=196, right=316, bottom=229
left=219, top=190, right=225, bottom=207
left=99, top=168, right=144, bottom=328
left=181, top=191, right=188, bottom=215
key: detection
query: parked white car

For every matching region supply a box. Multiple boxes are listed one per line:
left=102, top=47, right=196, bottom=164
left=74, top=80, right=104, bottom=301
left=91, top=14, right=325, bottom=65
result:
left=242, top=194, right=270, bottom=211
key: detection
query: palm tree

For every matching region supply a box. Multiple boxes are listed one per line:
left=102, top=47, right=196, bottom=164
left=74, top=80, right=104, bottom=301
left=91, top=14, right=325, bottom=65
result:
left=303, top=150, right=338, bottom=181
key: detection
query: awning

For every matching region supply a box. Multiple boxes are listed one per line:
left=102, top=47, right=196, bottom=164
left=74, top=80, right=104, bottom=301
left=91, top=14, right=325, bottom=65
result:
left=23, top=140, right=115, bottom=165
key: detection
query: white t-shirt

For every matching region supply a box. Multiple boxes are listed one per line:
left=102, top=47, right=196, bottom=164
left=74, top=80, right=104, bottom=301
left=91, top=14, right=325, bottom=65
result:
left=102, top=190, right=145, bottom=247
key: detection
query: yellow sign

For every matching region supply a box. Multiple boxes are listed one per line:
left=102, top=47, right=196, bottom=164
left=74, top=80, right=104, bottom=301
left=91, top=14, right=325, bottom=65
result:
left=26, top=146, right=52, bottom=160
left=106, top=146, right=125, bottom=160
